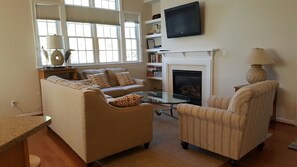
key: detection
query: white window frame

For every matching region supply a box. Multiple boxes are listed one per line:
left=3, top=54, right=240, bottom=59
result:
left=124, top=22, right=140, bottom=62
left=32, top=0, right=142, bottom=68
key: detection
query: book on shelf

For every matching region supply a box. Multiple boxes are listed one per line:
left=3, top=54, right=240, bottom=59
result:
left=148, top=53, right=162, bottom=63
left=147, top=65, right=162, bottom=77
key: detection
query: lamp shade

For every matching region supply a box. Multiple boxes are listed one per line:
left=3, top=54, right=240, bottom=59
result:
left=246, top=48, right=274, bottom=65
left=46, top=35, right=64, bottom=49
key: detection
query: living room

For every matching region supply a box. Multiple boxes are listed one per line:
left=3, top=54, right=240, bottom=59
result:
left=0, top=0, right=297, bottom=166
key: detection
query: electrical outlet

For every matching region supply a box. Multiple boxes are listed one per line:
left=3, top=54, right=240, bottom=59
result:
left=11, top=100, right=16, bottom=107
left=222, top=50, right=227, bottom=56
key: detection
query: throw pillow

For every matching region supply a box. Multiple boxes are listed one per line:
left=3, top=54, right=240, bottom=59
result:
left=109, top=94, right=143, bottom=107
left=114, top=72, right=136, bottom=86
left=87, top=73, right=111, bottom=88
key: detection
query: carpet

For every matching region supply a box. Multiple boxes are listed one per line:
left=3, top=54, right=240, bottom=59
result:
left=97, top=114, right=228, bottom=167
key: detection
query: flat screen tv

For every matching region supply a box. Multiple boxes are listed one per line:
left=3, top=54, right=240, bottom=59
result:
left=165, top=1, right=201, bottom=38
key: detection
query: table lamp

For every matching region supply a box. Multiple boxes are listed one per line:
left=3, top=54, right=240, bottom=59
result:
left=47, top=34, right=64, bottom=67
left=246, top=48, right=274, bottom=84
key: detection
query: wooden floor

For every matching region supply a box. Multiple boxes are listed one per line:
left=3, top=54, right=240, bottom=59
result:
left=28, top=120, right=297, bottom=167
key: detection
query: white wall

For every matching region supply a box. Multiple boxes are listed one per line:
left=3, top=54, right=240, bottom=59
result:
left=0, top=0, right=41, bottom=116
left=161, top=0, right=297, bottom=124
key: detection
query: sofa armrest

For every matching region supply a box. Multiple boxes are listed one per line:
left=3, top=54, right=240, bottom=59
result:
left=207, top=95, right=231, bottom=109
left=177, top=104, right=246, bottom=130
left=134, top=78, right=146, bottom=86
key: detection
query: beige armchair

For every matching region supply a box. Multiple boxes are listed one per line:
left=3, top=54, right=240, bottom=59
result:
left=177, top=80, right=278, bottom=165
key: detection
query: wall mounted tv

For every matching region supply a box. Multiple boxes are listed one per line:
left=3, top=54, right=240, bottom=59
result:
left=165, top=1, right=201, bottom=38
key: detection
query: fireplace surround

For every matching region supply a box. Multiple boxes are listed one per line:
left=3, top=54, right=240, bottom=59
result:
left=162, top=50, right=215, bottom=106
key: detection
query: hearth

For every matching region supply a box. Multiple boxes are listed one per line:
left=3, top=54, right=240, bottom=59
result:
left=173, top=70, right=202, bottom=105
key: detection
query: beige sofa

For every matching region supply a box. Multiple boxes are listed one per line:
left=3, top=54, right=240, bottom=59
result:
left=41, top=76, right=153, bottom=166
left=79, top=68, right=145, bottom=97
left=177, top=80, right=279, bottom=165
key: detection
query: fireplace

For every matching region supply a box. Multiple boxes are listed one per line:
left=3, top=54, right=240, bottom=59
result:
left=173, top=70, right=202, bottom=105
left=162, top=50, right=214, bottom=106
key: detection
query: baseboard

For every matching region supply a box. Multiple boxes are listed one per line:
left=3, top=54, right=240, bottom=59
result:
left=276, top=117, right=296, bottom=126
left=18, top=111, right=43, bottom=117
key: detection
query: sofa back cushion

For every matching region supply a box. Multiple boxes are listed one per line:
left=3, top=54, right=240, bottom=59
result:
left=114, top=72, right=136, bottom=86
left=105, top=68, right=127, bottom=87
left=46, top=76, right=106, bottom=101
left=87, top=73, right=111, bottom=88
left=80, top=69, right=106, bottom=79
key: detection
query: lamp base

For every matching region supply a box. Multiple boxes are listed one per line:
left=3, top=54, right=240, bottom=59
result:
left=246, top=64, right=266, bottom=84
left=50, top=50, right=64, bottom=66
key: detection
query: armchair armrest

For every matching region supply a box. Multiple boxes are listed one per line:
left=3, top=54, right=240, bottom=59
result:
left=177, top=104, right=246, bottom=130
left=207, top=95, right=231, bottom=109
left=134, top=78, right=146, bottom=86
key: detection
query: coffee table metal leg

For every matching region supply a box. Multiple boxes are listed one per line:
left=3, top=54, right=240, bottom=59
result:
left=155, top=104, right=177, bottom=119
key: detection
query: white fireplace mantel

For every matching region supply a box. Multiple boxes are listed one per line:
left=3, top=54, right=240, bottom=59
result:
left=162, top=50, right=217, bottom=106
left=159, top=48, right=219, bottom=57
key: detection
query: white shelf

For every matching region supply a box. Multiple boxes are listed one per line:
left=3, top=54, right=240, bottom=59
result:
left=159, top=49, right=220, bottom=57
left=144, top=0, right=160, bottom=4
left=146, top=48, right=162, bottom=52
left=147, top=63, right=162, bottom=66
left=146, top=33, right=161, bottom=39
left=145, top=18, right=161, bottom=25
left=147, top=76, right=162, bottom=80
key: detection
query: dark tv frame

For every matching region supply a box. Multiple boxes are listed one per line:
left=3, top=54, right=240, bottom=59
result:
left=164, top=1, right=201, bottom=38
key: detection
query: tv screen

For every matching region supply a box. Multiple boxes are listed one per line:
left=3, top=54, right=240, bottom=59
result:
left=165, top=1, right=201, bottom=38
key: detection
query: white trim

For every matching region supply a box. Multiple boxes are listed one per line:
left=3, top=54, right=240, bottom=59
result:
left=18, top=111, right=43, bottom=117
left=276, top=117, right=296, bottom=126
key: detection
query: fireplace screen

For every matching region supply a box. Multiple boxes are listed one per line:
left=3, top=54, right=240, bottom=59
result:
left=173, top=70, right=202, bottom=105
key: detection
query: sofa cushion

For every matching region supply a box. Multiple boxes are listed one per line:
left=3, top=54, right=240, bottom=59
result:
left=80, top=69, right=106, bottom=79
left=47, top=76, right=65, bottom=83
left=114, top=72, right=136, bottom=86
left=87, top=73, right=111, bottom=88
left=105, top=68, right=127, bottom=87
left=101, top=87, right=127, bottom=97
left=123, top=84, right=145, bottom=94
left=109, top=94, right=143, bottom=107
left=68, top=83, right=89, bottom=90
left=75, top=79, right=101, bottom=88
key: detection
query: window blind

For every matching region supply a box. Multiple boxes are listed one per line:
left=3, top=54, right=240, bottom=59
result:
left=123, top=12, right=140, bottom=23
left=35, top=4, right=60, bottom=20
left=66, top=6, right=120, bottom=25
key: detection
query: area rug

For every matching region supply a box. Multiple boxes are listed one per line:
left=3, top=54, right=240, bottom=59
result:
left=96, top=114, right=228, bottom=167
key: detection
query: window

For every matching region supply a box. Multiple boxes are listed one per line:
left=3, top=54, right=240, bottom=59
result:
left=96, top=24, right=119, bottom=63
left=65, top=0, right=89, bottom=6
left=67, top=22, right=94, bottom=64
left=94, top=0, right=117, bottom=10
left=65, top=0, right=118, bottom=10
left=34, top=0, right=142, bottom=67
left=124, top=22, right=139, bottom=62
left=36, top=19, right=60, bottom=65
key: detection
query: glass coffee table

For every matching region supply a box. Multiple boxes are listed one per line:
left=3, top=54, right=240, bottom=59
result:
left=134, top=91, right=190, bottom=119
